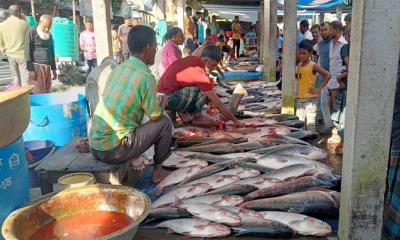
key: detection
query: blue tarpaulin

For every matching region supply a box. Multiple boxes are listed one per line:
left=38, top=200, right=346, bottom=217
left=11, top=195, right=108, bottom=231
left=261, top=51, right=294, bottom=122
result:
left=278, top=0, right=345, bottom=9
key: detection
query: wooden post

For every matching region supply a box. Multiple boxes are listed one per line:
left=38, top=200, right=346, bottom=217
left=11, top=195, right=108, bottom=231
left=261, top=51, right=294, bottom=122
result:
left=263, top=0, right=277, bottom=82
left=281, top=0, right=296, bottom=114
left=176, top=0, right=185, bottom=31
left=30, top=0, right=35, bottom=17
left=92, top=0, right=113, bottom=63
left=259, top=1, right=264, bottom=60
left=338, top=0, right=400, bottom=239
left=72, top=0, right=76, bottom=24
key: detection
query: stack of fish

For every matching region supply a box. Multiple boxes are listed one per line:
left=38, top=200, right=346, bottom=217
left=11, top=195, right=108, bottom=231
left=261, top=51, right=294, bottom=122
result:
left=144, top=116, right=340, bottom=238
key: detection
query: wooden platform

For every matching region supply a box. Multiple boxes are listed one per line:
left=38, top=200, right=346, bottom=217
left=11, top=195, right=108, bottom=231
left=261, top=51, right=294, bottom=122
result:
left=35, top=138, right=137, bottom=194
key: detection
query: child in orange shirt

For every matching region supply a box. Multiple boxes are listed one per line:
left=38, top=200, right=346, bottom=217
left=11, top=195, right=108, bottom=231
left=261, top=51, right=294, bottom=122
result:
left=296, top=39, right=331, bottom=132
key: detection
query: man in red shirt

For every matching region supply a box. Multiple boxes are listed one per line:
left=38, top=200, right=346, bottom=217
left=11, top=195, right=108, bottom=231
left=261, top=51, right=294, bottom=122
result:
left=157, top=45, right=239, bottom=125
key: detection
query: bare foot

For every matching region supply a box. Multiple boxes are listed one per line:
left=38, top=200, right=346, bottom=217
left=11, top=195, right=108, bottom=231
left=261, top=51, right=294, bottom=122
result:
left=130, top=155, right=146, bottom=171
left=152, top=164, right=169, bottom=183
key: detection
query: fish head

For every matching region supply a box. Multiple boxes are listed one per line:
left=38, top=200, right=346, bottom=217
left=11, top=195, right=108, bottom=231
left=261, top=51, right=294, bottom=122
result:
left=189, top=183, right=210, bottom=193
left=206, top=222, right=232, bottom=236
left=246, top=169, right=261, bottom=176
left=290, top=218, right=332, bottom=236
left=238, top=208, right=263, bottom=219
left=302, top=148, right=328, bottom=160
left=221, top=195, right=244, bottom=205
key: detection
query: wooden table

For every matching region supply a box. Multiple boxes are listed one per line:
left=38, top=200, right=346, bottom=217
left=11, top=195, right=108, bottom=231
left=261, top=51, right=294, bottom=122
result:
left=35, top=138, right=136, bottom=194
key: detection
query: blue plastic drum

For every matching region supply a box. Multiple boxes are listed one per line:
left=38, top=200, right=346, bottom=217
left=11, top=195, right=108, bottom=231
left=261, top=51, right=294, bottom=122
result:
left=0, top=136, right=30, bottom=238
left=23, top=92, right=88, bottom=147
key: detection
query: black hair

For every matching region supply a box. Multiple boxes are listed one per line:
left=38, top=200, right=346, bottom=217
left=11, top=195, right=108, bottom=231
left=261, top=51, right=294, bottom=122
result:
left=344, top=13, right=352, bottom=23
left=128, top=25, right=156, bottom=55
left=85, top=18, right=93, bottom=24
left=330, top=20, right=343, bottom=31
left=298, top=39, right=314, bottom=52
left=201, top=45, right=222, bottom=62
left=212, top=15, right=217, bottom=19
left=234, top=16, right=239, bottom=19
left=300, top=20, right=309, bottom=27
left=185, top=6, right=192, bottom=13
left=320, top=21, right=330, bottom=27
left=165, top=27, right=182, bottom=40
left=311, top=24, right=320, bottom=30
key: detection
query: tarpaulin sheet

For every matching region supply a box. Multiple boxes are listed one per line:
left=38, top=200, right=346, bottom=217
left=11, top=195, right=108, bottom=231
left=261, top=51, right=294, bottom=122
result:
left=278, top=0, right=345, bottom=9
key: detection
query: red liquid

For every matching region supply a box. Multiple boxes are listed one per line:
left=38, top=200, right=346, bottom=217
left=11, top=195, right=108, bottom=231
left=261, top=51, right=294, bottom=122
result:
left=29, top=211, right=133, bottom=240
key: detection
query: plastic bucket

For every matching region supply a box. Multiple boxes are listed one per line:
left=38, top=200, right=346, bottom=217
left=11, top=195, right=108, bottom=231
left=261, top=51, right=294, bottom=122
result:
left=23, top=92, right=88, bottom=148
left=24, top=140, right=55, bottom=188
left=0, top=136, right=30, bottom=239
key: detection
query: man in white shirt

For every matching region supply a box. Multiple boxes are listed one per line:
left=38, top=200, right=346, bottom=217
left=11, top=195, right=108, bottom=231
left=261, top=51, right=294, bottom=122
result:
left=300, top=20, right=313, bottom=41
left=320, top=20, right=347, bottom=132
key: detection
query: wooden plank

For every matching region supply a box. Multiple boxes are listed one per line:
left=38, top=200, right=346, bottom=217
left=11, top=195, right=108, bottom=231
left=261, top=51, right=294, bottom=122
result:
left=35, top=139, right=80, bottom=172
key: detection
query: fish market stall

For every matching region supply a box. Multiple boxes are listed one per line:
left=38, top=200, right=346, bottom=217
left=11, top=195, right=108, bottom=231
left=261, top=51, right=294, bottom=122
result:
left=132, top=80, right=342, bottom=239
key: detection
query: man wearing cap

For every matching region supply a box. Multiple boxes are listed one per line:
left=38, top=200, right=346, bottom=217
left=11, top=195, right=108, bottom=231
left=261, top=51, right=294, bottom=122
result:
left=0, top=5, right=29, bottom=87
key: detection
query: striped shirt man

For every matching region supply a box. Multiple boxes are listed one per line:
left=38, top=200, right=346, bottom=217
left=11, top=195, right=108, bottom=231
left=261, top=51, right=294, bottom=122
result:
left=89, top=56, right=161, bottom=151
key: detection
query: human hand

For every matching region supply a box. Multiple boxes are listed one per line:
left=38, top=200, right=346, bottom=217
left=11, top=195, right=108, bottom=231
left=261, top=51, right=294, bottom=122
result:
left=308, top=87, right=321, bottom=95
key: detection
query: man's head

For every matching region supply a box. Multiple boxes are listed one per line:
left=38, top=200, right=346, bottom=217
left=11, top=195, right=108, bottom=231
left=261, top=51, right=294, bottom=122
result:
left=9, top=5, right=22, bottom=18
left=320, top=22, right=331, bottom=39
left=132, top=18, right=140, bottom=27
left=298, top=39, right=313, bottom=63
left=123, top=16, right=131, bottom=26
left=310, top=24, right=320, bottom=41
left=201, top=45, right=222, bottom=72
left=166, top=27, right=184, bottom=45
left=84, top=18, right=94, bottom=32
left=344, top=13, right=352, bottom=31
left=212, top=15, right=217, bottom=22
left=330, top=20, right=343, bottom=39
left=37, top=15, right=52, bottom=40
left=234, top=16, right=239, bottom=23
left=300, top=20, right=309, bottom=34
left=128, top=25, right=157, bottom=65
left=185, top=6, right=192, bottom=16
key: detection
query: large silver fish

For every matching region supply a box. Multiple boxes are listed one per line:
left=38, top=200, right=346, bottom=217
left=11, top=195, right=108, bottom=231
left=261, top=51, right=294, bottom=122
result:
left=154, top=165, right=203, bottom=193
left=162, top=157, right=208, bottom=168
left=257, top=154, right=330, bottom=170
left=156, top=218, right=231, bottom=238
left=215, top=167, right=261, bottom=179
left=179, top=202, right=241, bottom=226
left=231, top=220, right=295, bottom=237
left=152, top=183, right=210, bottom=208
left=262, top=164, right=332, bottom=181
left=240, top=189, right=340, bottom=214
left=259, top=211, right=332, bottom=236
left=182, top=194, right=244, bottom=207
left=251, top=144, right=328, bottom=160
left=185, top=175, right=240, bottom=190
left=245, top=174, right=340, bottom=200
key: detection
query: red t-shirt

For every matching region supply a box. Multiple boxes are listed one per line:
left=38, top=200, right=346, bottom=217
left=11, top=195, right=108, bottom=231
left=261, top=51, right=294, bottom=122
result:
left=157, top=56, right=214, bottom=94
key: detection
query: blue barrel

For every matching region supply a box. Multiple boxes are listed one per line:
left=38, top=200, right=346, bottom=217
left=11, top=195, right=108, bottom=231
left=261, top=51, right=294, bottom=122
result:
left=51, top=17, right=79, bottom=61
left=0, top=136, right=30, bottom=238
left=23, top=92, right=88, bottom=147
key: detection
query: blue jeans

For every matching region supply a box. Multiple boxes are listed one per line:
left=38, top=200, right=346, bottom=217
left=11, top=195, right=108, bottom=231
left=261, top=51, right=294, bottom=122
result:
left=86, top=59, right=97, bottom=75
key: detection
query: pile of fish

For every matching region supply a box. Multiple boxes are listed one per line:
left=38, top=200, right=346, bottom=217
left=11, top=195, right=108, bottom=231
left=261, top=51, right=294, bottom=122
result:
left=143, top=114, right=340, bottom=238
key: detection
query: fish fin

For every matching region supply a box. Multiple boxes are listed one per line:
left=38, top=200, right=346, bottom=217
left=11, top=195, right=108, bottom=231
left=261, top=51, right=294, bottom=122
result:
left=193, top=225, right=207, bottom=230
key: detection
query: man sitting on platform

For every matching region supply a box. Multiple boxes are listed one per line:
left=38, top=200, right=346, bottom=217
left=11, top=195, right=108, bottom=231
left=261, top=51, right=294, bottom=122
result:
left=89, top=25, right=172, bottom=183
left=157, top=45, right=240, bottom=125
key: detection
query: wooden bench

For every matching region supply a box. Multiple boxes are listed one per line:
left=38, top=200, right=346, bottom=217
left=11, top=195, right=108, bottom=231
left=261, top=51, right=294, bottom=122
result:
left=35, top=138, right=137, bottom=195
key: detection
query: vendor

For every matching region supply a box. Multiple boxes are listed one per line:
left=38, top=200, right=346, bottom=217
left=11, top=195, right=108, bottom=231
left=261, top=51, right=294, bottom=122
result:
left=157, top=45, right=240, bottom=125
left=89, top=25, right=172, bottom=183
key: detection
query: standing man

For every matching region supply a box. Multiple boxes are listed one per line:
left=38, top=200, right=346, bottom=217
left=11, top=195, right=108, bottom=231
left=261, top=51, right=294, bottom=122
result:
left=300, top=20, right=313, bottom=41
left=89, top=25, right=172, bottom=183
left=25, top=15, right=57, bottom=94
left=208, top=15, right=219, bottom=36
left=118, top=16, right=132, bottom=61
left=79, top=18, right=97, bottom=76
left=314, top=22, right=332, bottom=131
left=0, top=5, right=29, bottom=87
left=184, top=6, right=196, bottom=52
left=231, top=16, right=242, bottom=59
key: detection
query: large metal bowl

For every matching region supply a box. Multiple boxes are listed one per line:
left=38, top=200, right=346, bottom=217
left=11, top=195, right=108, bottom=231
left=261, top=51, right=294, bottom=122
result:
left=2, top=184, right=151, bottom=240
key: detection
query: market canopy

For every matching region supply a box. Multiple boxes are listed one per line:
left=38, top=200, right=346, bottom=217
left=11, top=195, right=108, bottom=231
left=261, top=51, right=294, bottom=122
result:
left=277, top=0, right=345, bottom=9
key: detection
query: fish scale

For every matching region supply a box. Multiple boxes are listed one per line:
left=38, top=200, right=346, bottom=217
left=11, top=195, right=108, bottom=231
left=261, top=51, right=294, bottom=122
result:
left=257, top=154, right=331, bottom=170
